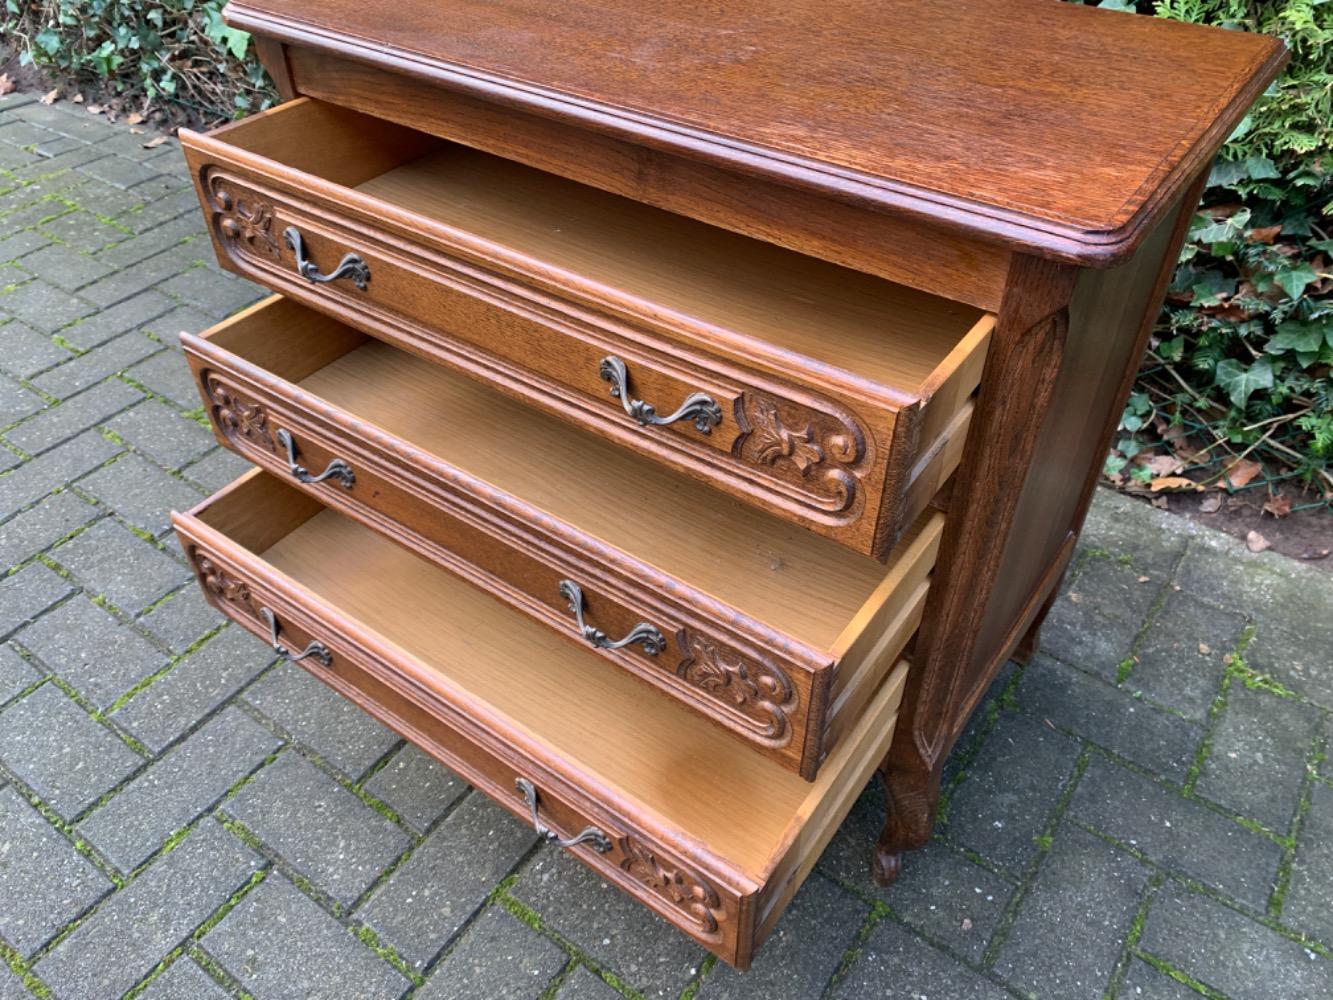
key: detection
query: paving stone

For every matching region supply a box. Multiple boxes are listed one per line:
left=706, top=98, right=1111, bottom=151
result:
left=0, top=228, right=53, bottom=261
left=0, top=683, right=142, bottom=819
left=0, top=561, right=74, bottom=637
left=50, top=518, right=188, bottom=614
left=95, top=215, right=199, bottom=270
left=363, top=742, right=469, bottom=833
left=61, top=177, right=148, bottom=220
left=699, top=875, right=865, bottom=999
left=57, top=288, right=174, bottom=350
left=1282, top=780, right=1333, bottom=946
left=0, top=201, right=69, bottom=232
left=361, top=792, right=535, bottom=967
left=1196, top=683, right=1321, bottom=833
left=513, top=848, right=704, bottom=997
left=8, top=147, right=105, bottom=184
left=181, top=447, right=252, bottom=493
left=16, top=242, right=114, bottom=292
left=0, top=278, right=94, bottom=332
left=0, top=375, right=43, bottom=428
left=831, top=918, right=1010, bottom=1000
left=203, top=874, right=411, bottom=1000
left=245, top=662, right=398, bottom=779
left=556, top=966, right=621, bottom=1000
left=139, top=585, right=224, bottom=654
left=0, top=321, right=74, bottom=378
left=131, top=174, right=191, bottom=201
left=142, top=300, right=217, bottom=346
left=31, top=331, right=160, bottom=397
left=78, top=451, right=202, bottom=537
left=0, top=489, right=97, bottom=570
left=1070, top=757, right=1283, bottom=909
left=1040, top=582, right=1144, bottom=680
left=112, top=624, right=275, bottom=753
left=107, top=397, right=216, bottom=469
left=995, top=824, right=1149, bottom=998
left=117, top=187, right=201, bottom=235
left=94, top=131, right=178, bottom=163
left=0, top=645, right=40, bottom=704
left=1138, top=883, right=1333, bottom=1000
left=225, top=751, right=411, bottom=907
left=1119, top=957, right=1206, bottom=999
left=1126, top=591, right=1244, bottom=721
left=0, top=962, right=28, bottom=1000
left=818, top=787, right=1014, bottom=961
left=1018, top=655, right=1202, bottom=779
left=125, top=347, right=204, bottom=407
left=35, top=210, right=127, bottom=254
left=14, top=595, right=167, bottom=709
left=417, top=905, right=567, bottom=1000
left=158, top=266, right=262, bottom=316
left=941, top=711, right=1079, bottom=873
left=0, top=429, right=120, bottom=515
left=3, top=378, right=141, bottom=456
left=78, top=154, right=164, bottom=191
left=138, top=957, right=231, bottom=1000
left=78, top=707, right=281, bottom=873
left=0, top=784, right=113, bottom=956
left=35, top=820, right=261, bottom=1000
left=1246, top=623, right=1333, bottom=709
left=0, top=120, right=54, bottom=148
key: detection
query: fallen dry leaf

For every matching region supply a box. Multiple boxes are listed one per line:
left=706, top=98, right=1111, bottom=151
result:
left=86, top=103, right=104, bottom=115
left=39, top=88, right=59, bottom=105
left=1198, top=642, right=1212, bottom=656
left=1144, top=453, right=1184, bottom=476
left=142, top=135, right=167, bottom=149
left=1263, top=494, right=1292, bottom=519
left=1151, top=496, right=1169, bottom=510
left=1199, top=493, right=1223, bottom=514
left=1246, top=530, right=1271, bottom=553
left=1299, top=547, right=1331, bottom=562
left=129, top=128, right=143, bottom=135
left=1223, top=653, right=1234, bottom=666
left=1137, top=575, right=1151, bottom=583
left=126, top=112, right=145, bottom=125
left=1224, top=458, right=1263, bottom=490
left=961, top=918, right=973, bottom=931
left=71, top=93, right=84, bottom=104
left=1150, top=475, right=1203, bottom=493
left=0, top=74, right=14, bottom=97
left=1068, top=592, right=1082, bottom=604
left=1247, top=224, right=1283, bottom=244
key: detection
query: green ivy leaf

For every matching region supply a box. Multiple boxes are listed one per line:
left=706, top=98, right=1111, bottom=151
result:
left=1267, top=320, right=1329, bottom=354
left=1214, top=358, right=1274, bottom=409
left=1274, top=263, right=1318, bottom=300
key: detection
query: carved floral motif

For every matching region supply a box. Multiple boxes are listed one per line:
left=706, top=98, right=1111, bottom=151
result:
left=618, top=839, right=725, bottom=938
left=202, top=374, right=274, bottom=451
left=736, top=393, right=865, bottom=514
left=677, top=632, right=795, bottom=744
left=193, top=551, right=252, bottom=609
left=208, top=174, right=281, bottom=260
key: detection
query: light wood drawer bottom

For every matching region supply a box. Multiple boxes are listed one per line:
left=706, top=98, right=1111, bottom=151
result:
left=173, top=469, right=907, bottom=968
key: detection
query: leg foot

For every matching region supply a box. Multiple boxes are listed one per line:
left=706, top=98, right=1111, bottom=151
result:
left=872, top=844, right=903, bottom=887
left=872, top=755, right=940, bottom=887
left=1012, top=574, right=1064, bottom=665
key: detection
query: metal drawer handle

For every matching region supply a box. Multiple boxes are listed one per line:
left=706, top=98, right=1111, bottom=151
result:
left=598, top=356, right=723, bottom=434
left=515, top=777, right=611, bottom=853
left=260, top=607, right=332, bottom=667
left=558, top=579, right=665, bottom=656
left=277, top=429, right=355, bottom=489
left=283, top=226, right=370, bottom=291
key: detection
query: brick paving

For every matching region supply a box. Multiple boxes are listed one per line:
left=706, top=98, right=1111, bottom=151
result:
left=1, top=89, right=1331, bottom=999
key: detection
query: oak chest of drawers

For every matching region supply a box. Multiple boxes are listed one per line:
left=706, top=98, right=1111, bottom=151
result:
left=169, top=0, right=1284, bottom=969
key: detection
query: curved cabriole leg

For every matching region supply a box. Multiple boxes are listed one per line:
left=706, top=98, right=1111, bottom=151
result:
left=872, top=754, right=940, bottom=887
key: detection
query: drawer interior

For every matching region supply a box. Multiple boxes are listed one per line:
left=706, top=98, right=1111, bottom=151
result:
left=205, top=98, right=991, bottom=400
left=190, top=469, right=908, bottom=884
left=203, top=300, right=941, bottom=660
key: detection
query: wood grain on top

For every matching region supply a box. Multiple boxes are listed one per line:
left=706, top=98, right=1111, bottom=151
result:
left=224, top=0, right=1285, bottom=262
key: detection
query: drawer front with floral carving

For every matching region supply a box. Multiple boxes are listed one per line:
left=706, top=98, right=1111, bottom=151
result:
left=180, top=99, right=992, bottom=559
left=182, top=296, right=941, bottom=780
left=174, top=469, right=909, bottom=969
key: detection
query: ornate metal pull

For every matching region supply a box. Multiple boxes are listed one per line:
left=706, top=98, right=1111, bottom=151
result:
left=277, top=429, right=355, bottom=489
left=260, top=607, right=332, bottom=667
left=283, top=226, right=370, bottom=291
left=598, top=356, right=722, bottom=434
left=557, top=579, right=665, bottom=656
left=515, top=778, right=611, bottom=853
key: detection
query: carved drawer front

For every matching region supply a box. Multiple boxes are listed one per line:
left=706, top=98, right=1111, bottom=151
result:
left=184, top=296, right=941, bottom=780
left=180, top=98, right=993, bottom=559
left=172, top=468, right=909, bottom=969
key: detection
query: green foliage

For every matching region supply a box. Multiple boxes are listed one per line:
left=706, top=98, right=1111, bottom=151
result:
left=1092, top=1, right=1332, bottom=492
left=2, top=1, right=276, bottom=120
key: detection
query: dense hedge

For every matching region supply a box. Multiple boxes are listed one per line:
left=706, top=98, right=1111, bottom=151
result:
left=2, top=1, right=276, bottom=121
left=5, top=1, right=1330, bottom=494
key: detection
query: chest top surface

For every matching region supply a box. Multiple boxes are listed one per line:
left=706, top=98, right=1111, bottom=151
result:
left=225, top=0, right=1285, bottom=262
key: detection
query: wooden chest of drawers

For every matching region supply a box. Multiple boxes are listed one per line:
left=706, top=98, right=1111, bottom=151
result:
left=170, top=0, right=1284, bottom=969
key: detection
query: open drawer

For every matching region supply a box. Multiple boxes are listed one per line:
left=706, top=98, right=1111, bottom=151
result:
left=184, top=296, right=940, bottom=779
left=174, top=469, right=908, bottom=968
left=180, top=98, right=992, bottom=558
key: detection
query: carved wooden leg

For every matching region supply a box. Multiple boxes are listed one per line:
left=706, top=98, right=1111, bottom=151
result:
left=1012, top=574, right=1063, bottom=665
left=872, top=751, right=940, bottom=887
